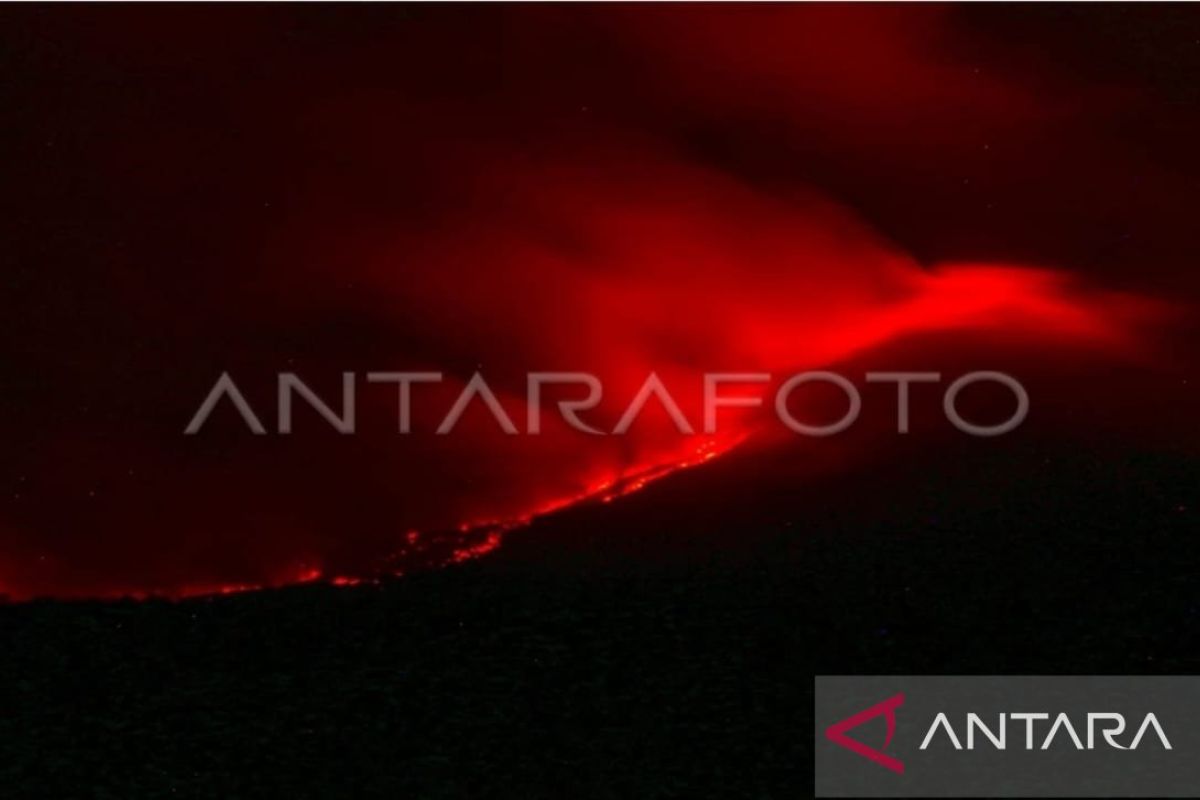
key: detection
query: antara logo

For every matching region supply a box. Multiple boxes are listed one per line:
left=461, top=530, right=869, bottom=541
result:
left=824, top=694, right=1173, bottom=777
left=824, top=693, right=906, bottom=774
left=920, top=711, right=1172, bottom=751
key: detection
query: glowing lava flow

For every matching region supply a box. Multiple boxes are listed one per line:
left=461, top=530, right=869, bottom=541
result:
left=3, top=6, right=1195, bottom=604
left=167, top=251, right=1160, bottom=603
left=0, top=257, right=1166, bottom=604
left=158, top=433, right=746, bottom=601
left=436, top=432, right=745, bottom=560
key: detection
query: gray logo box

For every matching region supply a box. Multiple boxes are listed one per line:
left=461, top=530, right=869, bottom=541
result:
left=815, top=676, right=1200, bottom=797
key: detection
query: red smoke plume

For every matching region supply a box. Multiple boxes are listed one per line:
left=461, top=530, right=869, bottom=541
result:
left=0, top=7, right=1190, bottom=599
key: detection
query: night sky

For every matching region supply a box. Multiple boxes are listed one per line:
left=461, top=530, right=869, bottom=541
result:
left=2, top=5, right=1199, bottom=600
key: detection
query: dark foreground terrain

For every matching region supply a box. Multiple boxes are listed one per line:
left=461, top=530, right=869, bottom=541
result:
left=1, top=437, right=1197, bottom=798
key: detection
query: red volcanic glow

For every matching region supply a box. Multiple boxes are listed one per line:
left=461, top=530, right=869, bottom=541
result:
left=106, top=252, right=1158, bottom=605
left=0, top=6, right=1188, bottom=602
left=0, top=155, right=1167, bottom=603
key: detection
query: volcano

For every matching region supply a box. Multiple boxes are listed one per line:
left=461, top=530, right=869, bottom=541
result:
left=3, top=6, right=1196, bottom=600
left=2, top=7, right=1200, bottom=793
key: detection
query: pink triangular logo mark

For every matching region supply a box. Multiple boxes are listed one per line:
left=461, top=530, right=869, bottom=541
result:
left=824, top=692, right=905, bottom=774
